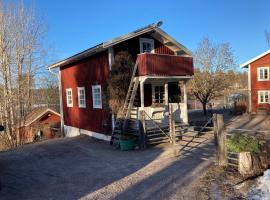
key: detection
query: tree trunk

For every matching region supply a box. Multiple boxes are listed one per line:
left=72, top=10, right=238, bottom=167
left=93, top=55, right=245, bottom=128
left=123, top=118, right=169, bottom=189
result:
left=202, top=102, right=207, bottom=116
left=238, top=152, right=267, bottom=177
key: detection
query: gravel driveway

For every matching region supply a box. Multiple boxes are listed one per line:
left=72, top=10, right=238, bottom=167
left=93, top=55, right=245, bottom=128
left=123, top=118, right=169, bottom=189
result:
left=0, top=134, right=215, bottom=200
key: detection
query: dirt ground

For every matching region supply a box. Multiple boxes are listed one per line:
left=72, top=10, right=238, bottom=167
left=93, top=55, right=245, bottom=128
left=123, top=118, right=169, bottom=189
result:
left=0, top=133, right=215, bottom=200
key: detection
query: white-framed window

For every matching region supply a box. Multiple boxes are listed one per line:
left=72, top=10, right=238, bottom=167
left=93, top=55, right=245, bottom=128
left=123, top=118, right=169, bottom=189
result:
left=139, top=38, right=154, bottom=53
left=66, top=88, right=73, bottom=107
left=152, top=84, right=164, bottom=104
left=78, top=87, right=86, bottom=108
left=258, top=90, right=270, bottom=104
left=257, top=67, right=269, bottom=81
left=92, top=85, right=102, bottom=109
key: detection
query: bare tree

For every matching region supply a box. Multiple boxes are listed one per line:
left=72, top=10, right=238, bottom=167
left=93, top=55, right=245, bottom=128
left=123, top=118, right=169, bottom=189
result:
left=190, top=38, right=236, bottom=115
left=265, top=30, right=270, bottom=47
left=0, top=1, right=47, bottom=149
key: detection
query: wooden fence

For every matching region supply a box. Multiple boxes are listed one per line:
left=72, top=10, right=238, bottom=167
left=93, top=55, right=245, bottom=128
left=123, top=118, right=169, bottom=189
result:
left=213, top=113, right=270, bottom=168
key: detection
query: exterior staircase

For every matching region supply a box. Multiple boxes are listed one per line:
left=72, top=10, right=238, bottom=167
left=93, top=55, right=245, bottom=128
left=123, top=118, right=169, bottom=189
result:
left=110, top=63, right=139, bottom=146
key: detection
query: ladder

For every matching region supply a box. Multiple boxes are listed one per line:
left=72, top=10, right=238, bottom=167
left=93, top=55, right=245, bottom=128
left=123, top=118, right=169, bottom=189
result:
left=110, top=63, right=139, bottom=145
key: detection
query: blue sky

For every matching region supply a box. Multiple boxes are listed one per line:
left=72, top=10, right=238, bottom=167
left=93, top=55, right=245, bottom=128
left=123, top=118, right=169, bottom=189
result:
left=24, top=0, right=270, bottom=67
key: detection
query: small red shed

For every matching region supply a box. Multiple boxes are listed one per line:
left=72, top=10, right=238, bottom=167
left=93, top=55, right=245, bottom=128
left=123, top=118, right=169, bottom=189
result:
left=18, top=108, right=61, bottom=144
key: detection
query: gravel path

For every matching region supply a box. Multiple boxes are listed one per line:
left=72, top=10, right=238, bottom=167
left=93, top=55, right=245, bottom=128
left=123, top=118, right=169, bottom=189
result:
left=0, top=134, right=215, bottom=200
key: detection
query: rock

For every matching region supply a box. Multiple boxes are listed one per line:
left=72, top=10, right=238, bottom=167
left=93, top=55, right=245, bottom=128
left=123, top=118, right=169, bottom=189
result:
left=238, top=152, right=267, bottom=177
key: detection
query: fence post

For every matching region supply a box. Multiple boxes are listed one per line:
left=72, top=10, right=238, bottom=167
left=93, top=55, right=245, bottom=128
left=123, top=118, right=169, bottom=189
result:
left=169, top=104, right=173, bottom=143
left=139, top=110, right=146, bottom=150
left=213, top=114, right=227, bottom=166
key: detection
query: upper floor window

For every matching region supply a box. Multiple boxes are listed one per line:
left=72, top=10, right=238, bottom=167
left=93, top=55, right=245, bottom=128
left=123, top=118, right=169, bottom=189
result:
left=66, top=88, right=73, bottom=107
left=258, top=90, right=269, bottom=104
left=78, top=87, right=86, bottom=108
left=139, top=38, right=154, bottom=53
left=258, top=67, right=269, bottom=81
left=92, top=85, right=102, bottom=109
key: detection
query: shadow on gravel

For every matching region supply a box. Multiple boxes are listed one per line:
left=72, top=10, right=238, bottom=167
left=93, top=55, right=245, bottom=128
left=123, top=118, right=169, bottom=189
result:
left=0, top=133, right=215, bottom=200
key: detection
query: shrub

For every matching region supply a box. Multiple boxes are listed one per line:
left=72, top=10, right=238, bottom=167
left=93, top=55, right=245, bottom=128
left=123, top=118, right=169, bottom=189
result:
left=226, top=134, right=263, bottom=153
left=106, top=51, right=134, bottom=115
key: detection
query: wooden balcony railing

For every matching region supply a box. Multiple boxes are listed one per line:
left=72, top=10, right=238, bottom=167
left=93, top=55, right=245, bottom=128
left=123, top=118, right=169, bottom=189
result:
left=136, top=53, right=194, bottom=76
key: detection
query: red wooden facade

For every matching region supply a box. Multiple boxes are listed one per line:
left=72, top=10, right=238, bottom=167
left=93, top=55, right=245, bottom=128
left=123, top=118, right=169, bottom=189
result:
left=61, top=50, right=112, bottom=134
left=137, top=53, right=193, bottom=76
left=250, top=53, right=270, bottom=112
left=60, top=33, right=193, bottom=135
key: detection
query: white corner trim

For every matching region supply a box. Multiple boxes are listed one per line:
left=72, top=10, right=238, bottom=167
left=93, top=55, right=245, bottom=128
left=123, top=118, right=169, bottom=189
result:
left=108, top=47, right=114, bottom=71
left=80, top=129, right=111, bottom=141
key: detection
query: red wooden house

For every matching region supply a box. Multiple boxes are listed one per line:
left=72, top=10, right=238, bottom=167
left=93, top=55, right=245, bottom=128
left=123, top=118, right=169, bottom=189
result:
left=49, top=22, right=194, bottom=143
left=241, top=50, right=270, bottom=114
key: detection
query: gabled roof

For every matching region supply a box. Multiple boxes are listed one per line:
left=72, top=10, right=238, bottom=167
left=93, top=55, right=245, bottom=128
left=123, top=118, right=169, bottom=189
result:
left=240, top=49, right=270, bottom=68
left=21, top=108, right=60, bottom=127
left=49, top=21, right=192, bottom=69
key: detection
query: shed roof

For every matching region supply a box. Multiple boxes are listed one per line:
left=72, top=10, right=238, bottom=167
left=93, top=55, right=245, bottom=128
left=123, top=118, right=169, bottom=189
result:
left=49, top=21, right=192, bottom=69
left=21, top=108, right=60, bottom=127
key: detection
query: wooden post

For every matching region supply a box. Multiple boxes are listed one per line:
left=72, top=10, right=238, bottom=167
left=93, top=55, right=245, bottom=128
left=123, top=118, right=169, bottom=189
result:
left=164, top=82, right=168, bottom=105
left=213, top=114, right=227, bottom=166
left=169, top=104, right=173, bottom=143
left=139, top=110, right=146, bottom=150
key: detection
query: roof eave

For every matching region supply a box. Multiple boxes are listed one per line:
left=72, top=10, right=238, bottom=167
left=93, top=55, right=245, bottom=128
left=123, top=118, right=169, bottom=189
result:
left=240, top=49, right=270, bottom=69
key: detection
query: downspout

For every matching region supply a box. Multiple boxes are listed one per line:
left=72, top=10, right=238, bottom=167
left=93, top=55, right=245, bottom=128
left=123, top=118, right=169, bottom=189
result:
left=48, top=67, right=64, bottom=137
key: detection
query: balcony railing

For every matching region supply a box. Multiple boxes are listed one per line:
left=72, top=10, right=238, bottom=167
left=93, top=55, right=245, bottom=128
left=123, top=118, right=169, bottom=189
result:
left=136, top=53, right=194, bottom=76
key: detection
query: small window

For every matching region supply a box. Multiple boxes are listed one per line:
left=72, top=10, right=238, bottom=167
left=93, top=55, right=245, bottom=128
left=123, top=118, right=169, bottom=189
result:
left=258, top=90, right=270, bottom=104
left=66, top=88, right=73, bottom=107
left=258, top=67, right=269, bottom=81
left=139, top=38, right=154, bottom=53
left=78, top=87, right=86, bottom=108
left=92, top=85, right=102, bottom=109
left=153, top=85, right=164, bottom=104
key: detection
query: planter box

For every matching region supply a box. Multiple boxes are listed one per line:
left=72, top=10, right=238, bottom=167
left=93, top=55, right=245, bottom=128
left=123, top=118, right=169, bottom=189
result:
left=120, top=139, right=136, bottom=151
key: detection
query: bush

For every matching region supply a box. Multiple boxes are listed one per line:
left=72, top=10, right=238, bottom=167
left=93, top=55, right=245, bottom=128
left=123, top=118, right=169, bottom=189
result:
left=226, top=134, right=263, bottom=153
left=106, top=51, right=134, bottom=115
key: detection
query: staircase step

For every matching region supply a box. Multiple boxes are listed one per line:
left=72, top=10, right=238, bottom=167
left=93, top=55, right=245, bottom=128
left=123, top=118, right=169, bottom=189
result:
left=147, top=137, right=170, bottom=142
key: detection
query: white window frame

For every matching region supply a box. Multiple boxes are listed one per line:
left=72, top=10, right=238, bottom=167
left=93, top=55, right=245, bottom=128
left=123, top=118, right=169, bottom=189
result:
left=92, top=85, right=102, bottom=109
left=66, top=88, right=73, bottom=107
left=152, top=83, right=165, bottom=104
left=139, top=38, right=155, bottom=53
left=258, top=90, right=270, bottom=104
left=257, top=67, right=269, bottom=81
left=77, top=87, right=86, bottom=108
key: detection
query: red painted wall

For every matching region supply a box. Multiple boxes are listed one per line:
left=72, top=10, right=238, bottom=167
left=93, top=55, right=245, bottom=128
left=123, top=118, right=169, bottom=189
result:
left=250, top=53, right=270, bottom=112
left=61, top=50, right=112, bottom=135
left=113, top=33, right=175, bottom=62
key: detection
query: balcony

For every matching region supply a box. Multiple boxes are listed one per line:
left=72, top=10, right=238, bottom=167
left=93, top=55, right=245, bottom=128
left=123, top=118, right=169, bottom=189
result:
left=136, top=53, right=194, bottom=76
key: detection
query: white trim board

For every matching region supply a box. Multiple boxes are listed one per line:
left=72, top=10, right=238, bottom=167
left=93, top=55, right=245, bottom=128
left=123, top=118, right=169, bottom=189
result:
left=240, top=49, right=270, bottom=68
left=80, top=129, right=111, bottom=141
left=25, top=108, right=61, bottom=127
left=64, top=124, right=111, bottom=141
